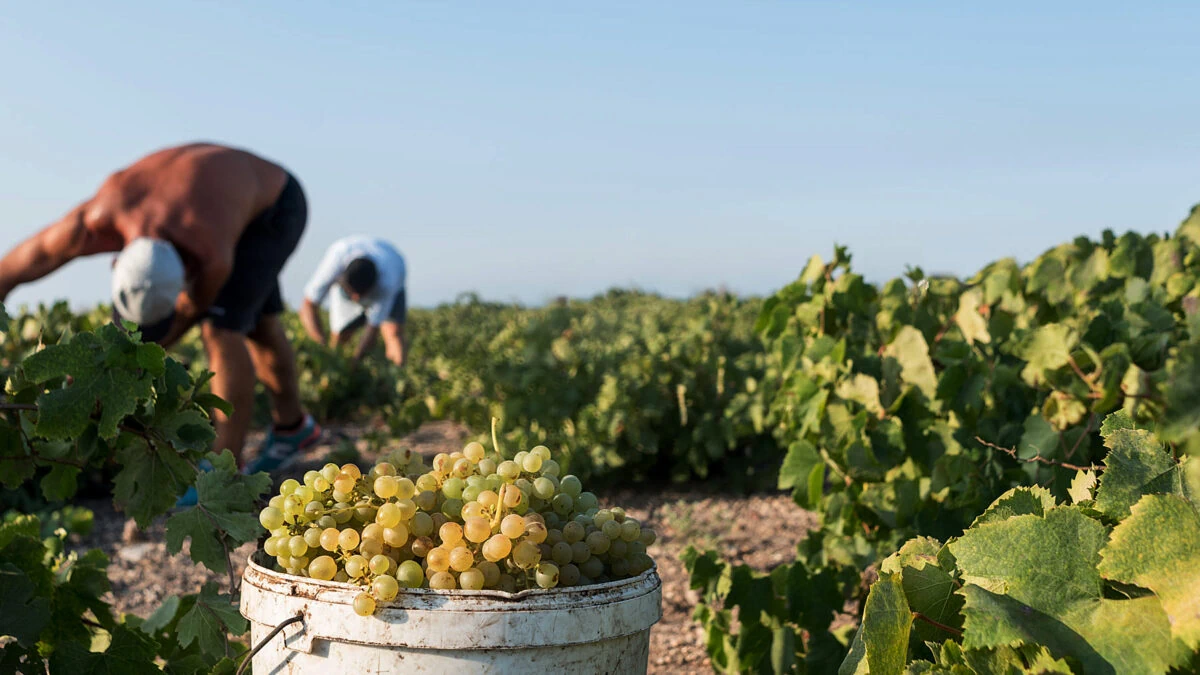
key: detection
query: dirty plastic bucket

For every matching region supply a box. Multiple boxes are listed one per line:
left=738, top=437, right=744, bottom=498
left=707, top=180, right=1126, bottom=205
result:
left=240, top=551, right=662, bottom=674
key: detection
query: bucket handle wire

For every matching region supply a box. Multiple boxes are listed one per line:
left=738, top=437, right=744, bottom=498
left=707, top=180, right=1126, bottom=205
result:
left=235, top=614, right=305, bottom=675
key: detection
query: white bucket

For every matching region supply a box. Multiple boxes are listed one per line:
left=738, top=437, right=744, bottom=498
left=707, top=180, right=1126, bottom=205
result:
left=239, top=552, right=663, bottom=674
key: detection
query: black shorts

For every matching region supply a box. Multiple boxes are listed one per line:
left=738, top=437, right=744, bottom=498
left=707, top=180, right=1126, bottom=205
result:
left=207, top=172, right=307, bottom=333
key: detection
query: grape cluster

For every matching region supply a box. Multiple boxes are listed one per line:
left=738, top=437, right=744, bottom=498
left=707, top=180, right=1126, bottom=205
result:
left=258, top=442, right=657, bottom=616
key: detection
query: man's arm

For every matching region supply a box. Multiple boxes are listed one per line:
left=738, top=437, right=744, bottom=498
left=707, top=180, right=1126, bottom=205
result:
left=0, top=207, right=112, bottom=302
left=300, top=298, right=327, bottom=344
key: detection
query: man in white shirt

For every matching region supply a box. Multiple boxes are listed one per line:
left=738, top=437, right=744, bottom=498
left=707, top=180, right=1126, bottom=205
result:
left=301, top=236, right=408, bottom=366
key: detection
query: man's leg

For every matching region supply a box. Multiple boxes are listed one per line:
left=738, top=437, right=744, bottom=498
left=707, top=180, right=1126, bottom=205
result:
left=201, top=322, right=257, bottom=465
left=381, top=321, right=407, bottom=366
left=246, top=313, right=305, bottom=429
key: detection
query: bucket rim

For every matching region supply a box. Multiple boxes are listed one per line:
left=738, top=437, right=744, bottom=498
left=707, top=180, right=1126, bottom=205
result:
left=244, top=549, right=661, bottom=602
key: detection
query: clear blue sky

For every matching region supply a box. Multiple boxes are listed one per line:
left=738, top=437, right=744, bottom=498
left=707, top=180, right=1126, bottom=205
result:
left=2, top=2, right=1198, bottom=310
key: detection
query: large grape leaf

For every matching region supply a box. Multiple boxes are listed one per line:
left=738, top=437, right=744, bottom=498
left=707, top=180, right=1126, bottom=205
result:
left=1013, top=324, right=1078, bottom=385
left=113, top=436, right=193, bottom=527
left=20, top=326, right=160, bottom=440
left=1099, top=494, right=1200, bottom=649
left=48, top=623, right=161, bottom=675
left=176, top=583, right=247, bottom=657
left=949, top=506, right=1186, bottom=674
left=969, top=486, right=1057, bottom=528
left=1094, top=426, right=1181, bottom=520
left=165, top=451, right=270, bottom=573
left=954, top=289, right=990, bottom=346
left=0, top=563, right=51, bottom=645
left=885, top=327, right=938, bottom=399
left=881, top=538, right=964, bottom=646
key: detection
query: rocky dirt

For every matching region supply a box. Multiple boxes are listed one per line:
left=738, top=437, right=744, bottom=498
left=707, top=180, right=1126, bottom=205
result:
left=75, top=422, right=815, bottom=674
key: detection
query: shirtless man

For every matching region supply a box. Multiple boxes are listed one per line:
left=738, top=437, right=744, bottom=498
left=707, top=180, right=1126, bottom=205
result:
left=0, top=143, right=321, bottom=495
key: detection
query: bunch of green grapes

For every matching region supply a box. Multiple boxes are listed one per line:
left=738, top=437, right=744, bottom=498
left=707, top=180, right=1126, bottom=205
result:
left=258, top=442, right=657, bottom=617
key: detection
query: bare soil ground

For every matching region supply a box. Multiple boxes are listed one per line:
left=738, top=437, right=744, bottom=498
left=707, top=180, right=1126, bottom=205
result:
left=76, top=422, right=815, bottom=674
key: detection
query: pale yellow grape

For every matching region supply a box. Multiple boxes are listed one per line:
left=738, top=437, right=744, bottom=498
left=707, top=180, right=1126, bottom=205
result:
left=308, top=556, right=337, bottom=581
left=593, top=510, right=614, bottom=527
left=375, top=462, right=397, bottom=476
left=535, top=563, right=559, bottom=589
left=280, top=479, right=300, bottom=496
left=383, top=524, right=409, bottom=547
left=478, top=490, right=499, bottom=509
left=439, top=522, right=463, bottom=546
left=427, top=548, right=451, bottom=572
left=449, top=547, right=475, bottom=572
left=346, top=555, right=369, bottom=578
left=268, top=495, right=284, bottom=510
left=319, top=528, right=340, bottom=552
left=503, top=487, right=524, bottom=509
left=320, top=464, right=339, bottom=482
left=263, top=537, right=281, bottom=557
left=398, top=560, right=424, bottom=588
left=341, top=464, right=362, bottom=479
left=376, top=503, right=402, bottom=528
left=361, top=523, right=383, bottom=542
left=452, top=458, right=472, bottom=478
left=259, top=506, right=284, bottom=530
left=497, top=461, right=520, bottom=480
left=369, top=554, right=392, bottom=576
left=512, top=541, right=540, bottom=569
left=303, top=528, right=322, bottom=549
left=524, top=521, right=548, bottom=544
left=292, top=555, right=309, bottom=572
left=482, top=534, right=512, bottom=562
left=432, top=453, right=450, bottom=473
left=373, top=574, right=400, bottom=601
left=374, top=475, right=399, bottom=499
left=295, top=486, right=315, bottom=503
left=333, top=475, right=355, bottom=494
left=459, top=567, right=485, bottom=590
left=522, top=453, right=543, bottom=473
left=360, top=538, right=384, bottom=558
left=430, top=571, right=457, bottom=590
left=601, top=520, right=621, bottom=539
left=461, top=501, right=486, bottom=520
left=500, top=514, right=526, bottom=540
left=353, top=592, right=375, bottom=616
left=288, top=536, right=308, bottom=557
left=338, top=528, right=361, bottom=551
left=464, top=517, right=491, bottom=543
left=394, top=477, right=416, bottom=500
left=395, top=499, right=417, bottom=520
left=586, top=531, right=611, bottom=555
left=464, top=442, right=486, bottom=463
left=620, top=520, right=641, bottom=542
left=313, top=477, right=331, bottom=492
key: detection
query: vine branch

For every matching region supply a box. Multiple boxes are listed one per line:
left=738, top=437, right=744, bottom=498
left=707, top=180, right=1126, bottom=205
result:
left=975, top=437, right=1101, bottom=472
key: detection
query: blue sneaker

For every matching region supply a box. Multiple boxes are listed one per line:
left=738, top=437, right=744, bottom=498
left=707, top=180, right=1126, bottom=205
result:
left=175, top=459, right=214, bottom=508
left=243, top=415, right=322, bottom=475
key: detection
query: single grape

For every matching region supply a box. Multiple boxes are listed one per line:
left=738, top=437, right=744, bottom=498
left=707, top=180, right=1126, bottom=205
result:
left=377, top=503, right=402, bottom=529
left=383, top=524, right=409, bottom=547
left=338, top=528, right=361, bottom=551
left=259, top=506, right=284, bottom=530
left=522, top=453, right=543, bottom=473
left=560, top=563, right=581, bottom=587
left=503, top=486, right=525, bottom=509
left=593, top=510, right=613, bottom=527
left=586, top=531, right=611, bottom=555
left=303, top=528, right=323, bottom=549
left=478, top=560, right=501, bottom=587
left=461, top=501, right=486, bottom=520
left=497, top=574, right=517, bottom=593
left=609, top=539, right=628, bottom=559
left=580, top=556, right=604, bottom=580
left=449, top=547, right=475, bottom=572
left=295, top=486, right=316, bottom=503
left=552, top=493, right=573, bottom=517
left=353, top=592, right=376, bottom=616
left=313, top=477, right=331, bottom=492
left=611, top=558, right=630, bottom=577
left=308, top=555, right=337, bottom=581
left=416, top=474, right=439, bottom=493
left=551, top=541, right=573, bottom=566
left=442, top=477, right=465, bottom=500
left=601, top=520, right=621, bottom=540
left=535, top=562, right=559, bottom=589
left=570, top=541, right=591, bottom=564
left=639, top=528, right=657, bottom=546
left=367, top=554, right=390, bottom=576
left=477, top=458, right=497, bottom=476
left=398, top=560, right=424, bottom=588
left=362, top=523, right=384, bottom=543
left=540, top=459, right=560, bottom=477
left=497, top=461, right=520, bottom=481
left=411, top=512, right=434, bottom=537
left=500, top=514, right=525, bottom=540
left=264, top=537, right=281, bottom=557
left=440, top=499, right=464, bottom=519
left=346, top=555, right=369, bottom=578
left=411, top=536, right=435, bottom=558
left=427, top=548, right=451, bottom=572
left=359, top=538, right=384, bottom=558
left=341, top=463, right=362, bottom=479
left=304, top=501, right=323, bottom=518
left=482, top=534, right=513, bottom=562
left=533, top=477, right=556, bottom=500
left=513, top=478, right=534, bottom=497
left=610, top=507, right=626, bottom=522
left=288, top=536, right=308, bottom=557
left=628, top=541, right=647, bottom=557
left=620, top=519, right=641, bottom=542
left=464, top=517, right=491, bottom=544
left=320, top=464, right=340, bottom=482
left=395, top=477, right=417, bottom=500
left=459, top=567, right=485, bottom=590
left=429, top=571, right=457, bottom=590
left=559, top=476, right=583, bottom=499
left=268, top=495, right=284, bottom=510
left=333, top=475, right=356, bottom=495
left=563, top=521, right=585, bottom=544
left=303, top=470, right=320, bottom=487
left=461, top=485, right=482, bottom=502
left=375, top=462, right=396, bottom=476
left=546, top=528, right=564, bottom=546
left=452, top=458, right=473, bottom=478
left=319, top=527, right=340, bottom=552
left=477, top=490, right=499, bottom=509
left=524, top=521, right=548, bottom=544
left=432, top=453, right=450, bottom=473
left=440, top=522, right=463, bottom=546
left=280, top=479, right=300, bottom=496
left=463, top=441, right=486, bottom=463
left=374, top=475, right=399, bottom=499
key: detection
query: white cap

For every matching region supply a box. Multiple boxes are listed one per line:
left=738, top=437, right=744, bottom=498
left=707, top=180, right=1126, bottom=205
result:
left=111, top=238, right=184, bottom=324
